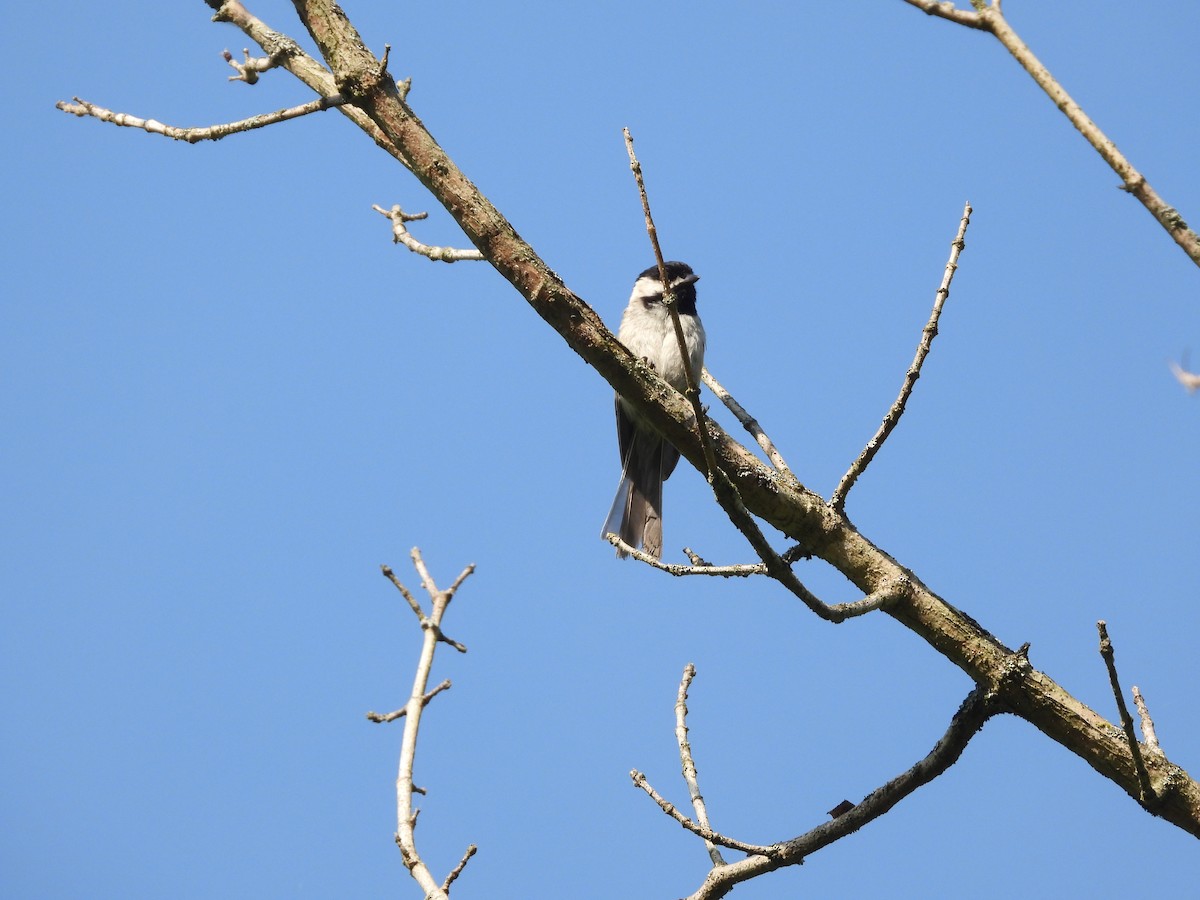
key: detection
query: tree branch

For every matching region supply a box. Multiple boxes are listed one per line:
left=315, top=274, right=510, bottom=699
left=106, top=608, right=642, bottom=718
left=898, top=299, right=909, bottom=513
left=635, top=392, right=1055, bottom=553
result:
left=55, top=94, right=346, bottom=142
left=832, top=201, right=971, bottom=512
left=903, top=0, right=1200, bottom=269
left=630, top=770, right=780, bottom=858
left=674, top=664, right=726, bottom=867
left=701, top=368, right=793, bottom=478
left=206, top=0, right=414, bottom=170
left=382, top=549, right=477, bottom=899
left=683, top=687, right=1000, bottom=899
left=372, top=204, right=485, bottom=262
left=1097, top=621, right=1156, bottom=806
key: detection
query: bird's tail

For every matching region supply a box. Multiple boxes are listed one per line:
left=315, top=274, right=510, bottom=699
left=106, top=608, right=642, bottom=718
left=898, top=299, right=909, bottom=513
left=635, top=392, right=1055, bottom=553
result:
left=601, top=434, right=665, bottom=559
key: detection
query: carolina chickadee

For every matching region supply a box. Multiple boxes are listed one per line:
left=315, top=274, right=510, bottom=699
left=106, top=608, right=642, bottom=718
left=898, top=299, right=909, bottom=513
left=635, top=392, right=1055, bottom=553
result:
left=602, top=261, right=706, bottom=559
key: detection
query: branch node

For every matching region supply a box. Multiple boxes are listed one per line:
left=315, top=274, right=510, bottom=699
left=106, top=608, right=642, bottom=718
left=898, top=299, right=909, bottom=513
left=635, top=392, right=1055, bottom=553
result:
left=372, top=203, right=484, bottom=262
left=222, top=46, right=283, bottom=84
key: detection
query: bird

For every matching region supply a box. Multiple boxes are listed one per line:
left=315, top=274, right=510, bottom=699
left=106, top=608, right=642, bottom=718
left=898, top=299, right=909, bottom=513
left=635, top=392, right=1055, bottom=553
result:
left=602, top=261, right=706, bottom=559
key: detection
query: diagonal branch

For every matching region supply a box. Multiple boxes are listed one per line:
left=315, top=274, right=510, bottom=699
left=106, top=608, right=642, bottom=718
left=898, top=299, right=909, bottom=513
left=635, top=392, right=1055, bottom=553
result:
left=623, top=128, right=716, bottom=479
left=701, top=368, right=793, bottom=478
left=205, top=0, right=414, bottom=170
left=1096, top=621, right=1156, bottom=806
left=684, top=687, right=1000, bottom=900
left=903, top=0, right=1200, bottom=269
left=832, top=201, right=971, bottom=512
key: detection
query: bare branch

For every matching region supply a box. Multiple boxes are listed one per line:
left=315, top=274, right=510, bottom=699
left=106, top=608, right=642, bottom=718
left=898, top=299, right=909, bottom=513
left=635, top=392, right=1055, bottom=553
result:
left=367, top=679, right=451, bottom=723
left=606, top=535, right=900, bottom=623
left=381, top=564, right=425, bottom=621
left=604, top=535, right=762, bottom=576
left=1097, top=621, right=1156, bottom=805
left=384, top=549, right=477, bottom=900
left=675, top=665, right=726, bottom=867
left=441, top=844, right=477, bottom=893
left=684, top=687, right=999, bottom=900
left=832, top=201, right=971, bottom=512
left=701, top=368, right=793, bottom=478
left=54, top=94, right=346, bottom=143
left=904, top=1, right=1200, bottom=268
left=631, top=770, right=780, bottom=858
left=372, top=204, right=484, bottom=262
left=204, top=0, right=414, bottom=170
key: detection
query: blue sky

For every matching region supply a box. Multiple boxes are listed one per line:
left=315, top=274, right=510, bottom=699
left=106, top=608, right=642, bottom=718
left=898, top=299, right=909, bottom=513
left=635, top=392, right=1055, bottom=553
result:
left=5, top=2, right=1199, bottom=897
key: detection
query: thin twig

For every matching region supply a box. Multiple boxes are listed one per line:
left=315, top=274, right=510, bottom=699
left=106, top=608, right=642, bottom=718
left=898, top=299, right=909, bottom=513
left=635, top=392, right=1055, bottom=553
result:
left=684, top=687, right=998, bottom=900
left=631, top=770, right=780, bottom=858
left=382, top=564, right=425, bottom=621
left=1132, top=686, right=1161, bottom=755
left=675, top=665, right=726, bottom=867
left=54, top=94, right=346, bottom=143
left=622, top=129, right=717, bottom=480
left=610, top=510, right=899, bottom=620
left=832, top=202, right=971, bottom=512
left=373, top=204, right=485, bottom=262
left=701, top=368, right=793, bottom=478
left=607, top=536, right=899, bottom=620
left=904, top=0, right=1200, bottom=268
left=1096, top=622, right=1156, bottom=805
left=606, top=535, right=763, bottom=577
left=367, top=679, right=452, bottom=723
left=442, top=844, right=478, bottom=893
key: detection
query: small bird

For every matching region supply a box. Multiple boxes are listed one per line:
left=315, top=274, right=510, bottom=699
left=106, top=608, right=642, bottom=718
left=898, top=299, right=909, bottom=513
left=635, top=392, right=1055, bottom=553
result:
left=602, top=261, right=706, bottom=559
